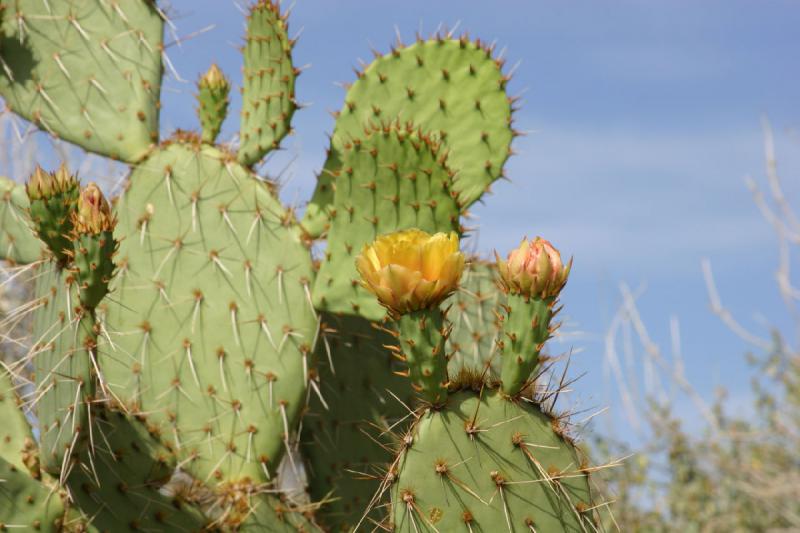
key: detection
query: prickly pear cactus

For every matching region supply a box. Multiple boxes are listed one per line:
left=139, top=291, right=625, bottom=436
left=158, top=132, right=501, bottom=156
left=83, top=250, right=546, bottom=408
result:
left=0, top=2, right=609, bottom=531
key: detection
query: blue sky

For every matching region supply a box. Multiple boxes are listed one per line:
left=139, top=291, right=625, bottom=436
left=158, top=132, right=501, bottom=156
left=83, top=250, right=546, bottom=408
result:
left=10, top=1, right=800, bottom=446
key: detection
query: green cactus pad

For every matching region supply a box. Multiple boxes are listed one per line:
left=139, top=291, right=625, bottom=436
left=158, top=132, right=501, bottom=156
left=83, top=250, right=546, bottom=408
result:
left=66, top=407, right=209, bottom=532
left=447, top=260, right=504, bottom=376
left=237, top=1, right=296, bottom=167
left=0, top=176, right=42, bottom=264
left=0, top=456, right=66, bottom=532
left=0, top=367, right=36, bottom=473
left=391, top=388, right=595, bottom=532
left=102, top=140, right=316, bottom=486
left=32, top=261, right=96, bottom=475
left=302, top=313, right=413, bottom=531
left=397, top=309, right=449, bottom=406
left=0, top=0, right=163, bottom=162
left=312, top=123, right=461, bottom=320
left=236, top=493, right=320, bottom=531
left=71, top=229, right=117, bottom=310
left=303, top=37, right=513, bottom=237
left=500, top=293, right=555, bottom=397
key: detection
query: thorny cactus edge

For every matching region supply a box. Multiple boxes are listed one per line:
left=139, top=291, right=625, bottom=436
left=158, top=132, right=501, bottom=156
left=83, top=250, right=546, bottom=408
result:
left=0, top=1, right=610, bottom=531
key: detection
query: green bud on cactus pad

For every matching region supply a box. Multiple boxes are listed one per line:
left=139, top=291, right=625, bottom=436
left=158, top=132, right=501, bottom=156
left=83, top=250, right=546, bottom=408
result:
left=69, top=183, right=117, bottom=310
left=25, top=165, right=80, bottom=266
left=197, top=64, right=231, bottom=144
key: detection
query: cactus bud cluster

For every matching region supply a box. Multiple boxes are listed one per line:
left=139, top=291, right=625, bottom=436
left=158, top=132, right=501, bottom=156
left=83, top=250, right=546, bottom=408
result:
left=25, top=165, right=80, bottom=265
left=496, top=236, right=571, bottom=300
left=26, top=164, right=77, bottom=200
left=356, top=229, right=465, bottom=316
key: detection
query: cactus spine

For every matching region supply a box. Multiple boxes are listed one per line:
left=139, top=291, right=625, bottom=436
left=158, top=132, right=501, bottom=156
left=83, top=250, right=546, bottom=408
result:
left=0, top=2, right=607, bottom=531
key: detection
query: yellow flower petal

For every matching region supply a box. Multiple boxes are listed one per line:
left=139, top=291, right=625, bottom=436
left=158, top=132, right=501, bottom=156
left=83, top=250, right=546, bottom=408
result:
left=355, top=229, right=465, bottom=314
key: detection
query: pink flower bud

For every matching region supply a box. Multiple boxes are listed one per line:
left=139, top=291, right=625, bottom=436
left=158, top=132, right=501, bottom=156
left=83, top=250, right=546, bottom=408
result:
left=73, top=183, right=114, bottom=234
left=496, top=237, right=571, bottom=299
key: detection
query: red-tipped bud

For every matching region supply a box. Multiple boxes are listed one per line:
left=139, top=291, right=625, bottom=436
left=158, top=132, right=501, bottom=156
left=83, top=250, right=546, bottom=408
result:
left=73, top=183, right=114, bottom=234
left=496, top=237, right=571, bottom=300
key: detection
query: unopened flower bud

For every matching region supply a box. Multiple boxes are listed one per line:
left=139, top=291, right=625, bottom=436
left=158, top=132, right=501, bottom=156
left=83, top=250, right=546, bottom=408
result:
left=26, top=164, right=78, bottom=201
left=199, top=63, right=229, bottom=91
left=356, top=229, right=465, bottom=315
left=196, top=64, right=231, bottom=144
left=496, top=237, right=571, bottom=300
left=73, top=183, right=114, bottom=234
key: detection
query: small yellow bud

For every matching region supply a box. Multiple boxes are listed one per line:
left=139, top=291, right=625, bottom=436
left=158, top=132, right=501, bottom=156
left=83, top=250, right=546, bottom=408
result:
left=496, top=237, right=571, bottom=299
left=73, top=183, right=114, bottom=234
left=199, top=63, right=229, bottom=91
left=356, top=229, right=465, bottom=315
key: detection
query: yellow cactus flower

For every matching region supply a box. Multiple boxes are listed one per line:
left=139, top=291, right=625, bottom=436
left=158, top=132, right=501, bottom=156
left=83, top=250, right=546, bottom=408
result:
left=356, top=229, right=465, bottom=315
left=496, top=237, right=571, bottom=299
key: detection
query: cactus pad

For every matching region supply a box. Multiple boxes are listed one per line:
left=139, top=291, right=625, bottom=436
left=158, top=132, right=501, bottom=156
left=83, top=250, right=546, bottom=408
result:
left=66, top=407, right=209, bottom=531
left=0, top=367, right=36, bottom=473
left=391, top=388, right=594, bottom=532
left=0, top=0, right=163, bottom=162
left=0, top=456, right=66, bottom=532
left=304, top=37, right=513, bottom=236
left=447, top=261, right=504, bottom=375
left=32, top=261, right=96, bottom=475
left=312, top=123, right=461, bottom=320
left=102, top=140, right=317, bottom=486
left=303, top=313, right=412, bottom=530
left=236, top=493, right=320, bottom=531
left=237, top=1, right=296, bottom=167
left=0, top=176, right=42, bottom=264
